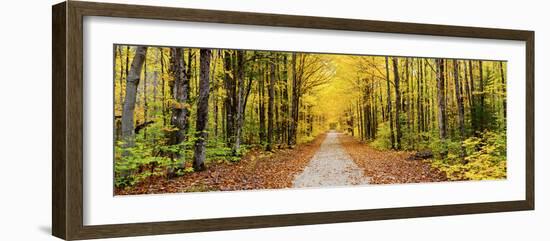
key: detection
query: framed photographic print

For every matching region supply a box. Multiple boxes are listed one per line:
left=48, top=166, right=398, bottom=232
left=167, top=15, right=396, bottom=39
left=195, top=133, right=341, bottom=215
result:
left=52, top=1, right=534, bottom=240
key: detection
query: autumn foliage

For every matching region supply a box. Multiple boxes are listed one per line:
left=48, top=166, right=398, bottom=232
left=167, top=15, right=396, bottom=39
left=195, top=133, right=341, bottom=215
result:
left=113, top=45, right=507, bottom=194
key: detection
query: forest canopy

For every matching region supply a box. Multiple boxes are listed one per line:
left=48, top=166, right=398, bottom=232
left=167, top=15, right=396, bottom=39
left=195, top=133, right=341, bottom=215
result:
left=113, top=45, right=507, bottom=192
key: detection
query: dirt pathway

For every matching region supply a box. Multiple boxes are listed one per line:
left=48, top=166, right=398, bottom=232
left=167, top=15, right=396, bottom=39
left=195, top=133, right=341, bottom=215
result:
left=292, top=132, right=370, bottom=188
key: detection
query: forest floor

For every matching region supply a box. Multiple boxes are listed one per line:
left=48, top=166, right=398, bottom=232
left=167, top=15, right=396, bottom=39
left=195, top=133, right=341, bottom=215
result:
left=292, top=132, right=370, bottom=188
left=115, top=131, right=448, bottom=195
left=338, top=134, right=447, bottom=184
left=115, top=133, right=326, bottom=195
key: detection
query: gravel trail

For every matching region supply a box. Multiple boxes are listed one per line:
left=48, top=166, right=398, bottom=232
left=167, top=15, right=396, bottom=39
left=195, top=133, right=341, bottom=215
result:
left=292, top=132, right=370, bottom=188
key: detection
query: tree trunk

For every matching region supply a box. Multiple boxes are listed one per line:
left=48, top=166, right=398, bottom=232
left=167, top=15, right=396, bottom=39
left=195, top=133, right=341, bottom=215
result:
left=392, top=57, right=402, bottom=149
left=288, top=53, right=299, bottom=146
left=479, top=60, right=485, bottom=131
left=281, top=55, right=289, bottom=147
left=231, top=50, right=246, bottom=155
left=453, top=60, right=466, bottom=159
left=436, top=59, right=447, bottom=141
left=385, top=57, right=395, bottom=149
left=223, top=50, right=235, bottom=146
left=405, top=58, right=412, bottom=136
left=117, top=46, right=124, bottom=112
left=463, top=61, right=473, bottom=110
left=193, top=49, right=212, bottom=171
left=378, top=73, right=386, bottom=121
left=143, top=52, right=148, bottom=140
left=121, top=46, right=147, bottom=148
left=258, top=64, right=266, bottom=143
left=124, top=46, right=130, bottom=110
left=348, top=106, right=355, bottom=136
left=360, top=100, right=365, bottom=140
left=212, top=51, right=219, bottom=139
left=160, top=48, right=167, bottom=127
left=120, top=46, right=147, bottom=178
left=499, top=61, right=507, bottom=119
left=168, top=48, right=190, bottom=144
left=213, top=87, right=219, bottom=139
left=242, top=70, right=254, bottom=126
left=468, top=60, right=477, bottom=132
left=419, top=59, right=426, bottom=132
left=167, top=48, right=190, bottom=176
left=267, top=54, right=276, bottom=151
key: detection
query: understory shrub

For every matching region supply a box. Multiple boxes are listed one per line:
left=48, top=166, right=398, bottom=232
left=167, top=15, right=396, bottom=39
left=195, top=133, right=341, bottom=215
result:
left=431, top=130, right=507, bottom=180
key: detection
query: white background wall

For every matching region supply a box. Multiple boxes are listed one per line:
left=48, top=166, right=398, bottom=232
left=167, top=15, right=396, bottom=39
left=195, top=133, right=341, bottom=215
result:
left=0, top=0, right=547, bottom=240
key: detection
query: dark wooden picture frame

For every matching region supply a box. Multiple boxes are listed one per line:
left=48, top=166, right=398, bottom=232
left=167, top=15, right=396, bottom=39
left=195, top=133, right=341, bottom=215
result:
left=52, top=1, right=534, bottom=240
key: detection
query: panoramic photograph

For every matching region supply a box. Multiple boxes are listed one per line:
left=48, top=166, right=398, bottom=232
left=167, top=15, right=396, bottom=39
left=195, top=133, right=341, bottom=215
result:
left=113, top=45, right=507, bottom=195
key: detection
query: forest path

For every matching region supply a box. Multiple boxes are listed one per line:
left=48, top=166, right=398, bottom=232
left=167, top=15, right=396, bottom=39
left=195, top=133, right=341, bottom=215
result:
left=292, top=132, right=370, bottom=188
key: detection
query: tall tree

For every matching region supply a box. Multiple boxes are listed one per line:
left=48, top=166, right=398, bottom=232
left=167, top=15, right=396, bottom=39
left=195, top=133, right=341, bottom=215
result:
left=120, top=46, right=147, bottom=178
left=280, top=55, right=289, bottom=146
left=143, top=52, right=148, bottom=139
left=223, top=50, right=236, bottom=146
left=231, top=50, right=246, bottom=155
left=193, top=49, right=212, bottom=171
left=385, top=57, right=395, bottom=149
left=499, top=61, right=507, bottom=119
left=167, top=48, right=190, bottom=176
left=453, top=60, right=466, bottom=159
left=267, top=54, right=276, bottom=151
left=420, top=59, right=427, bottom=132
left=211, top=51, right=220, bottom=139
left=288, top=53, right=298, bottom=146
left=405, top=58, right=412, bottom=135
left=117, top=46, right=124, bottom=112
left=160, top=48, right=167, bottom=127
left=462, top=61, right=473, bottom=111
left=121, top=46, right=147, bottom=148
left=436, top=58, right=447, bottom=141
left=478, top=60, right=485, bottom=131
left=468, top=60, right=477, bottom=132
left=258, top=64, right=266, bottom=143
left=392, top=57, right=402, bottom=149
